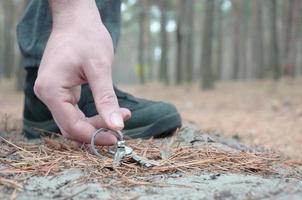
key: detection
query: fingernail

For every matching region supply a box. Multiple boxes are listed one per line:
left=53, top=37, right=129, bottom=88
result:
left=110, top=112, right=124, bottom=129
left=125, top=114, right=131, bottom=121
left=124, top=112, right=131, bottom=121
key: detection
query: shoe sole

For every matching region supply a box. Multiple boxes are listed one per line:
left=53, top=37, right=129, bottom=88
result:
left=23, top=113, right=182, bottom=139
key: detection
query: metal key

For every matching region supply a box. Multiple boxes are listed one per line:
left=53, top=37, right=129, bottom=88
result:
left=112, top=140, right=127, bottom=167
left=112, top=141, right=159, bottom=168
left=129, top=152, right=160, bottom=168
left=120, top=146, right=159, bottom=168
left=112, top=143, right=159, bottom=168
left=91, top=128, right=159, bottom=168
left=91, top=128, right=126, bottom=166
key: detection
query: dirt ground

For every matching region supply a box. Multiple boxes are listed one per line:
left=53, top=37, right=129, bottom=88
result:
left=120, top=78, right=302, bottom=160
left=6, top=170, right=302, bottom=200
left=0, top=127, right=302, bottom=200
left=0, top=78, right=302, bottom=199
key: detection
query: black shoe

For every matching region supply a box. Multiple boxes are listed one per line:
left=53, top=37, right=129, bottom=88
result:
left=23, top=69, right=182, bottom=139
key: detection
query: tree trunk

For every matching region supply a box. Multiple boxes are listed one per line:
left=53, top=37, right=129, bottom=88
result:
left=201, top=0, right=215, bottom=90
left=175, top=0, right=185, bottom=85
left=185, top=0, right=194, bottom=83
left=2, top=0, right=15, bottom=78
left=252, top=0, right=264, bottom=79
left=159, top=1, right=169, bottom=84
left=239, top=0, right=249, bottom=79
left=145, top=1, right=153, bottom=81
left=16, top=65, right=26, bottom=91
left=232, top=0, right=241, bottom=80
left=215, top=0, right=224, bottom=80
left=298, top=4, right=302, bottom=76
left=269, top=0, right=281, bottom=80
left=15, top=0, right=31, bottom=90
left=287, top=0, right=301, bottom=77
left=137, top=0, right=146, bottom=84
left=282, top=0, right=293, bottom=75
left=0, top=1, right=4, bottom=77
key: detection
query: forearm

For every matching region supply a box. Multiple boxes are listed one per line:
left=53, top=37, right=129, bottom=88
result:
left=48, top=0, right=102, bottom=30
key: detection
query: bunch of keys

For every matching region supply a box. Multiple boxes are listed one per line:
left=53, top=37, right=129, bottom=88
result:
left=91, top=128, right=159, bottom=168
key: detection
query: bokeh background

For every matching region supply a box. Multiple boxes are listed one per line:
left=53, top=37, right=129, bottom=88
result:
left=0, top=0, right=302, bottom=160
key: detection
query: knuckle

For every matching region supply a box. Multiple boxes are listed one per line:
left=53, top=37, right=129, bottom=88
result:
left=90, top=56, right=112, bottom=68
left=97, top=90, right=117, bottom=107
left=33, top=79, right=43, bottom=97
left=34, top=78, right=56, bottom=106
left=94, top=54, right=113, bottom=68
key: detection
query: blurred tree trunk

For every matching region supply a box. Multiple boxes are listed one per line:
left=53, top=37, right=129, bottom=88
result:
left=159, top=1, right=169, bottom=84
left=215, top=0, right=224, bottom=80
left=282, top=0, right=294, bottom=75
left=16, top=0, right=30, bottom=91
left=252, top=0, right=264, bottom=79
left=184, top=0, right=194, bottom=83
left=3, top=0, right=15, bottom=78
left=0, top=1, right=4, bottom=77
left=16, top=65, right=26, bottom=91
left=201, top=0, right=215, bottom=90
left=298, top=5, right=302, bottom=76
left=145, top=1, right=153, bottom=81
left=137, top=0, right=147, bottom=84
left=269, top=0, right=281, bottom=80
left=285, top=0, right=301, bottom=77
left=231, top=0, right=241, bottom=80
left=175, top=0, right=185, bottom=85
left=239, top=0, right=249, bottom=79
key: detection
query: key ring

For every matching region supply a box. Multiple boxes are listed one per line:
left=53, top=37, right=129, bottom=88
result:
left=90, top=128, right=124, bottom=158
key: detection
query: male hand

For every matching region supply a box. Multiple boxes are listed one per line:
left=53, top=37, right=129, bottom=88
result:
left=34, top=0, right=130, bottom=145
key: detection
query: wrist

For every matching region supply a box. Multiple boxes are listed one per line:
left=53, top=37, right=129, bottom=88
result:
left=49, top=0, right=102, bottom=30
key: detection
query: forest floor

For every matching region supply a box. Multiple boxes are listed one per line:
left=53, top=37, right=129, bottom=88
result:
left=121, top=78, right=302, bottom=160
left=0, top=78, right=302, bottom=199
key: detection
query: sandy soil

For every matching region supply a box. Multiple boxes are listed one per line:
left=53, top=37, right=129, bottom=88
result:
left=9, top=170, right=302, bottom=200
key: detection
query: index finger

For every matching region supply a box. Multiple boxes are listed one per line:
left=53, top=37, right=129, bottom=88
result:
left=48, top=99, right=117, bottom=146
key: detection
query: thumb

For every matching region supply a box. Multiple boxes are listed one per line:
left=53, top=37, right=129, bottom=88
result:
left=93, top=86, right=124, bottom=131
left=86, top=62, right=124, bottom=130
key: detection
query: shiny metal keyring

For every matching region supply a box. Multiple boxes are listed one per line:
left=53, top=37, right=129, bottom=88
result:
left=90, top=128, right=124, bottom=158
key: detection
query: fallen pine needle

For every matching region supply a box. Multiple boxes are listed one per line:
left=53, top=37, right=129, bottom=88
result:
left=0, top=135, right=291, bottom=190
left=0, top=177, right=23, bottom=191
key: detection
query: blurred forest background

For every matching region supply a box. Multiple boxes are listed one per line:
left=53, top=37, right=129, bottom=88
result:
left=0, top=0, right=302, bottom=88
